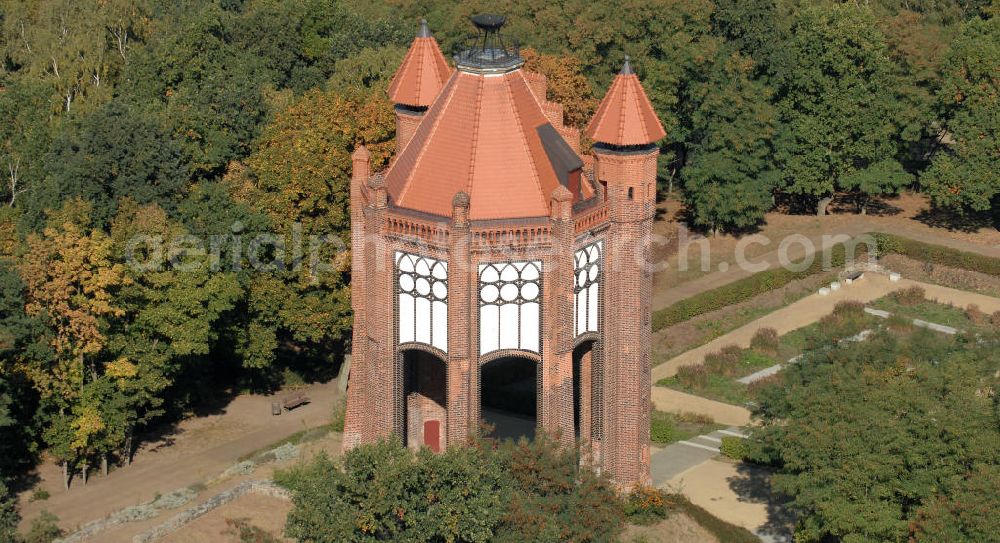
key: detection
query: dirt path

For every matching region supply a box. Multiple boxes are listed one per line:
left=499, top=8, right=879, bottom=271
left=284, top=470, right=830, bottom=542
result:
left=666, top=459, right=792, bottom=543
left=17, top=381, right=341, bottom=533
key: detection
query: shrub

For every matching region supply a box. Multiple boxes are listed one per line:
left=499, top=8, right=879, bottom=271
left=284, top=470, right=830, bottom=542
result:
left=746, top=373, right=782, bottom=399
left=651, top=234, right=1000, bottom=332
left=720, top=436, right=752, bottom=461
left=873, top=233, right=1000, bottom=277
left=991, top=311, right=1000, bottom=329
left=624, top=486, right=668, bottom=526
left=676, top=411, right=715, bottom=425
left=29, top=488, right=50, bottom=502
left=676, top=364, right=708, bottom=389
left=704, top=345, right=742, bottom=377
left=886, top=314, right=915, bottom=333
left=832, top=300, right=865, bottom=316
left=277, top=438, right=625, bottom=543
left=892, top=285, right=926, bottom=306
left=650, top=412, right=678, bottom=444
left=330, top=395, right=347, bottom=432
left=223, top=517, right=282, bottom=543
left=22, top=511, right=63, bottom=543
left=750, top=327, right=779, bottom=356
left=965, top=304, right=986, bottom=325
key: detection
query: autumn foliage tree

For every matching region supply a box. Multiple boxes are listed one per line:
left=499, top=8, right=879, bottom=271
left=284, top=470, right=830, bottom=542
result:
left=225, top=88, right=395, bottom=369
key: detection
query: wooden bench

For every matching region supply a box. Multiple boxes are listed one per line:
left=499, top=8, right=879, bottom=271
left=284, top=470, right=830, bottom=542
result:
left=282, top=393, right=310, bottom=411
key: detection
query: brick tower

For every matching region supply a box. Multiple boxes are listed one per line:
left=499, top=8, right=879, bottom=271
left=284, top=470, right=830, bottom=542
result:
left=344, top=16, right=665, bottom=489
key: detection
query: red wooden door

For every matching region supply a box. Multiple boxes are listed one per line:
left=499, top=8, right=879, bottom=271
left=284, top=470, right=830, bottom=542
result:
left=423, top=420, right=441, bottom=452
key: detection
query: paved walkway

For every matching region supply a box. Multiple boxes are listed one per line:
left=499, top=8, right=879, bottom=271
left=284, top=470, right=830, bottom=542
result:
left=651, top=427, right=746, bottom=485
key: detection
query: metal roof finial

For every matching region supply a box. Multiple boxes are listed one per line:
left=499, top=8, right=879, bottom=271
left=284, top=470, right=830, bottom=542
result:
left=621, top=55, right=634, bottom=75
left=418, top=18, right=431, bottom=38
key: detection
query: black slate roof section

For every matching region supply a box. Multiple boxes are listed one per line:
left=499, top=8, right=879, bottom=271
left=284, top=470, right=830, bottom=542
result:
left=536, top=123, right=584, bottom=188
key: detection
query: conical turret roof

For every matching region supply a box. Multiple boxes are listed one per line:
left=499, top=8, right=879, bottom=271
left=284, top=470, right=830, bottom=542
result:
left=387, top=20, right=453, bottom=108
left=586, top=57, right=665, bottom=146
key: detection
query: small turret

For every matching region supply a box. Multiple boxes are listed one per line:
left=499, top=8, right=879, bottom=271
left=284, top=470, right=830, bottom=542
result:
left=388, top=19, right=453, bottom=153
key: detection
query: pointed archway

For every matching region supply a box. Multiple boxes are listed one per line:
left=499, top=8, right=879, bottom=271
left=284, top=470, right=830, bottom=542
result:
left=402, top=348, right=447, bottom=451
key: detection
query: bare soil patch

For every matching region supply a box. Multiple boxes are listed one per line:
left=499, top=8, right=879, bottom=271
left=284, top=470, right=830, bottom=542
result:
left=161, top=494, right=293, bottom=543
left=621, top=513, right=719, bottom=543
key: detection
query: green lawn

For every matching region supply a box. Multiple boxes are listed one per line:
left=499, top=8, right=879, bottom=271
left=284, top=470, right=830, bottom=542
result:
left=650, top=410, right=725, bottom=445
left=868, top=296, right=976, bottom=330
left=656, top=374, right=752, bottom=406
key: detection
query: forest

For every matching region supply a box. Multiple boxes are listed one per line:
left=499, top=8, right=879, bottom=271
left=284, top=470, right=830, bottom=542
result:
left=0, top=0, right=997, bottom=529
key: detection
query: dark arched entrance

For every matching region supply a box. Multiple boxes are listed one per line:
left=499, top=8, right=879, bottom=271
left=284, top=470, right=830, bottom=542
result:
left=480, top=355, right=537, bottom=441
left=402, top=349, right=447, bottom=451
left=573, top=340, right=597, bottom=442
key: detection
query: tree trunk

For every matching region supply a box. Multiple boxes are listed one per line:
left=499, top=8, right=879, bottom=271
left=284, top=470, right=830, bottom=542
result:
left=82, top=463, right=88, bottom=485
left=102, top=454, right=108, bottom=477
left=63, top=461, right=70, bottom=490
left=817, top=196, right=834, bottom=216
left=125, top=430, right=133, bottom=466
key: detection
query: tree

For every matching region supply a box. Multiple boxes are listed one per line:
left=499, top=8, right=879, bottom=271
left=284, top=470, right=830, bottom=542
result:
left=682, top=51, right=779, bottom=233
left=108, top=200, right=241, bottom=460
left=909, top=465, right=1000, bottom=542
left=771, top=4, right=909, bottom=215
left=43, top=99, right=189, bottom=227
left=18, top=200, right=126, bottom=486
left=18, top=201, right=125, bottom=406
left=120, top=4, right=267, bottom=180
left=749, top=329, right=1000, bottom=542
left=921, top=14, right=999, bottom=214
left=521, top=47, right=598, bottom=129
left=1, top=0, right=148, bottom=113
left=0, top=480, right=18, bottom=543
left=225, top=88, right=394, bottom=368
left=326, top=46, right=407, bottom=93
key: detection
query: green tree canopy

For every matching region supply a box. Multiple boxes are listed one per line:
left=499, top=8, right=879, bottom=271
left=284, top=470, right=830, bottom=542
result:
left=771, top=4, right=909, bottom=215
left=921, top=14, right=999, bottom=214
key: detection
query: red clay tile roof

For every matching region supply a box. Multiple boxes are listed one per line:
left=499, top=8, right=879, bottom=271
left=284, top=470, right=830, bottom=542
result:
left=387, top=21, right=452, bottom=108
left=385, top=69, right=585, bottom=221
left=586, top=58, right=666, bottom=146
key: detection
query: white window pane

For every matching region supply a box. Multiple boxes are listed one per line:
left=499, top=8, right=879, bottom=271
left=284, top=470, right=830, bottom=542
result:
left=399, top=293, right=415, bottom=343
left=577, top=290, right=587, bottom=336
left=415, top=297, right=431, bottom=344
left=480, top=305, right=499, bottom=355
left=432, top=300, right=448, bottom=352
left=520, top=302, right=540, bottom=352
left=499, top=304, right=519, bottom=350
left=588, top=283, right=600, bottom=332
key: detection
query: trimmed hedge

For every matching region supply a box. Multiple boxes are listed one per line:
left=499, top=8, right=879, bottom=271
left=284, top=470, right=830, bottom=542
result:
left=873, top=233, right=1000, bottom=277
left=652, top=233, right=1000, bottom=332
left=653, top=243, right=859, bottom=331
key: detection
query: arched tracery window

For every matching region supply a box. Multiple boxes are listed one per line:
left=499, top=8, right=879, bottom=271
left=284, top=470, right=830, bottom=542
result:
left=397, top=252, right=448, bottom=352
left=574, top=241, right=602, bottom=336
left=479, top=261, right=542, bottom=355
